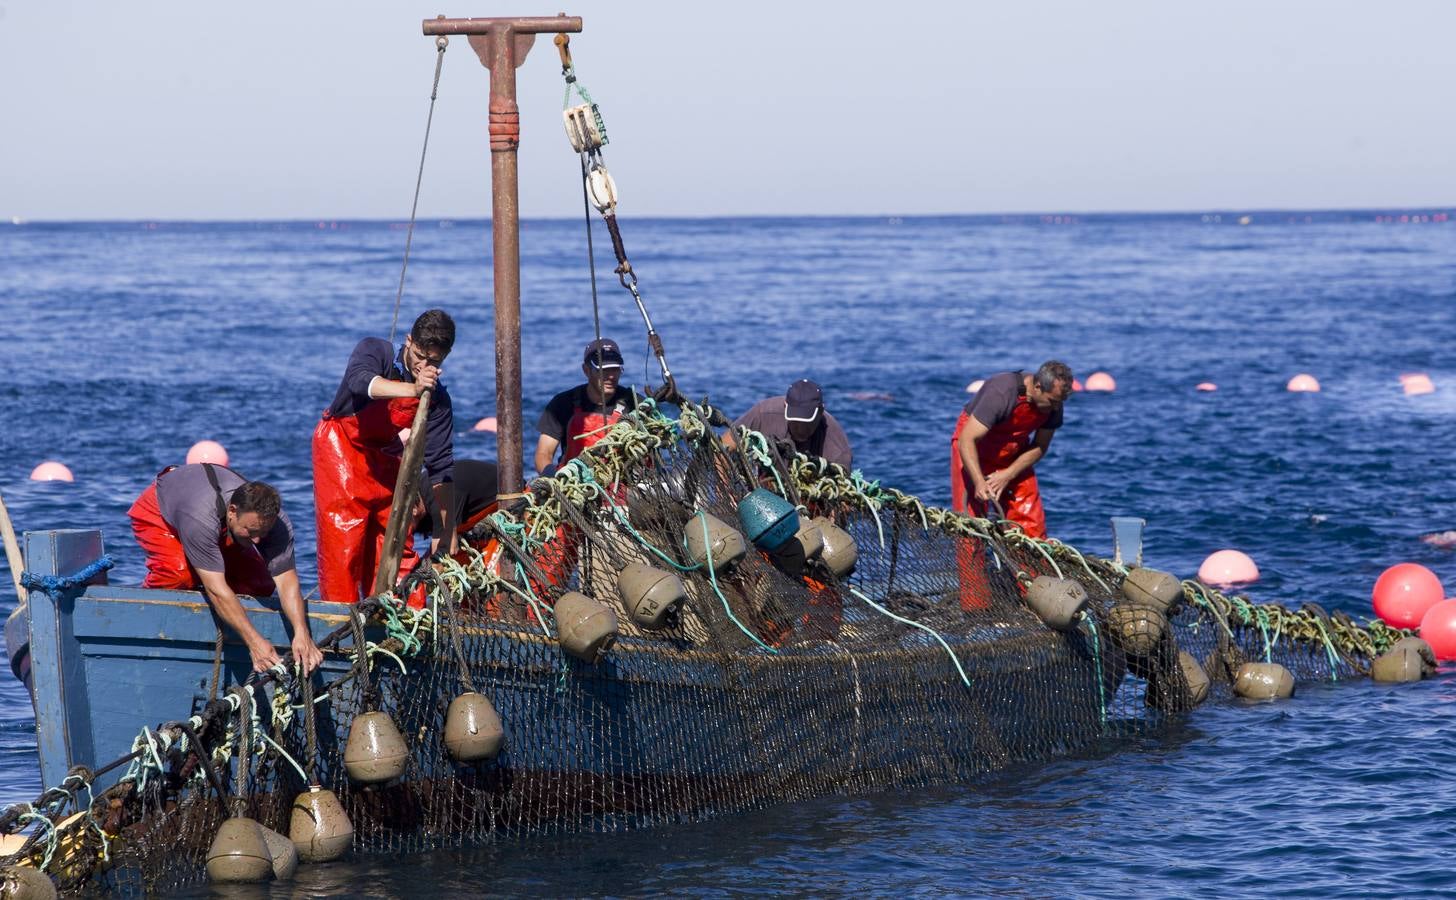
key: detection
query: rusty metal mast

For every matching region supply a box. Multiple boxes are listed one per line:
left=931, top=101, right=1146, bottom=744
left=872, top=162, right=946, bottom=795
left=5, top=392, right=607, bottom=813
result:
left=421, top=14, right=583, bottom=505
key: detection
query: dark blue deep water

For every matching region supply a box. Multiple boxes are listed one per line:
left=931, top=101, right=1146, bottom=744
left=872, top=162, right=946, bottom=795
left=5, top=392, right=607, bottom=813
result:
left=2, top=212, right=1455, bottom=896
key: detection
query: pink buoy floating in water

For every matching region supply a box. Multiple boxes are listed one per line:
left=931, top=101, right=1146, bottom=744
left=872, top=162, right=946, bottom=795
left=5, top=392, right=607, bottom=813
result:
left=185, top=440, right=229, bottom=466
left=473, top=416, right=499, bottom=433
left=1084, top=372, right=1115, bottom=392
left=1399, top=373, right=1435, bottom=396
left=1071, top=379, right=1084, bottom=392
left=1195, top=382, right=1217, bottom=392
left=965, top=380, right=984, bottom=395
left=1286, top=374, right=1320, bottom=393
left=1372, top=562, right=1445, bottom=629
left=1198, top=549, right=1259, bottom=588
left=29, top=461, right=74, bottom=482
left=1419, top=598, right=1456, bottom=661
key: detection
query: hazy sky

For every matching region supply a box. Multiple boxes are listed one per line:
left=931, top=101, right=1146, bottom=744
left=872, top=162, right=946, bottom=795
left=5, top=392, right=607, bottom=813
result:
left=2, top=1, right=1453, bottom=220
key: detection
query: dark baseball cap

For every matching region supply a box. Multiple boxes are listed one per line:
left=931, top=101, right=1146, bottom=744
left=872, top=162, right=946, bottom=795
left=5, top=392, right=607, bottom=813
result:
left=582, top=337, right=624, bottom=369
left=784, top=379, right=823, bottom=423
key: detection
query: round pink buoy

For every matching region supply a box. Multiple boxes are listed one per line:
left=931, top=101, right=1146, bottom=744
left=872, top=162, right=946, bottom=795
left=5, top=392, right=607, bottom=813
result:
left=1084, top=372, right=1116, bottom=392
left=1196, top=382, right=1217, bottom=392
left=1071, top=379, right=1084, bottom=393
left=1400, top=373, right=1435, bottom=396
left=1286, top=374, right=1320, bottom=393
left=473, top=416, right=499, bottom=432
left=29, top=461, right=74, bottom=482
left=1198, top=549, right=1259, bottom=588
left=965, top=380, right=984, bottom=395
left=1420, top=599, right=1456, bottom=661
left=185, top=440, right=229, bottom=466
left=1372, top=562, right=1445, bottom=629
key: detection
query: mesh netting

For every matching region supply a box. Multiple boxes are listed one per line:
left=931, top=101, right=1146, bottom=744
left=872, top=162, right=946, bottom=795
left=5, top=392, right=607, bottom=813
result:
left=0, top=399, right=1413, bottom=895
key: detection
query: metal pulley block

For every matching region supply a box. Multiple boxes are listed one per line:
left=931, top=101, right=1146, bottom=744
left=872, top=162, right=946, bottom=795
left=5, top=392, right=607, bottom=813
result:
left=564, top=102, right=607, bottom=152
left=587, top=164, right=618, bottom=214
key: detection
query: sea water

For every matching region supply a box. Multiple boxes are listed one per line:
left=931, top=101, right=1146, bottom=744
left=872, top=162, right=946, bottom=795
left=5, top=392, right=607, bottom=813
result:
left=1, top=212, right=1454, bottom=896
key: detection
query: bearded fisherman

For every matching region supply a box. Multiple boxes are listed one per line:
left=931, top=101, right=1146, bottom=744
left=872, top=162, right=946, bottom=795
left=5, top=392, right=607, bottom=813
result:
left=951, top=361, right=1073, bottom=537
left=533, top=338, right=634, bottom=475
left=313, top=309, right=457, bottom=604
left=128, top=464, right=323, bottom=674
left=530, top=338, right=634, bottom=592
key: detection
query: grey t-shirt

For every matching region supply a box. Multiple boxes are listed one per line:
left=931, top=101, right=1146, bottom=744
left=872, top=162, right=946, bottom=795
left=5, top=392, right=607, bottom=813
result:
left=155, top=464, right=296, bottom=577
left=965, top=371, right=1064, bottom=431
left=733, top=396, right=853, bottom=468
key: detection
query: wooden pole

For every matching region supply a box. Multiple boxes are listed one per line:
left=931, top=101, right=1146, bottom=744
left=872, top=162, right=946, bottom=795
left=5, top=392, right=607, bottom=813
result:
left=373, top=391, right=432, bottom=596
left=0, top=489, right=25, bottom=601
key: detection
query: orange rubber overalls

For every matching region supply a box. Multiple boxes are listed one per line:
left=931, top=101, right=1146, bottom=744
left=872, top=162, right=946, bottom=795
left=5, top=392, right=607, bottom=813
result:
left=950, top=391, right=1052, bottom=610
left=312, top=393, right=421, bottom=604
left=128, top=464, right=276, bottom=596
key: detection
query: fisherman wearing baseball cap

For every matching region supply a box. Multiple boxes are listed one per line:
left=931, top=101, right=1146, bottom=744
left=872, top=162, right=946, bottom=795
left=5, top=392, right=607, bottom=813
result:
left=533, top=337, right=637, bottom=475
left=724, top=379, right=853, bottom=468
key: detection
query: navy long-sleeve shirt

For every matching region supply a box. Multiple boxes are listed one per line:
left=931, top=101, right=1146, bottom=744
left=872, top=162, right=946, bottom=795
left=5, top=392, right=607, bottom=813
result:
left=325, top=337, right=454, bottom=485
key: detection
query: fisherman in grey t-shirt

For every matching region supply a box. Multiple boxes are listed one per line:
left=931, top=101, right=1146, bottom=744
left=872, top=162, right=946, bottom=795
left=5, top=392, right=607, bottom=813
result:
left=127, top=463, right=323, bottom=674
left=724, top=379, right=853, bottom=468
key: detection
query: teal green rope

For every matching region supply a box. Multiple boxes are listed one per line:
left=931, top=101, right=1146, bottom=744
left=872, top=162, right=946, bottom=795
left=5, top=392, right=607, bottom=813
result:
left=16, top=806, right=59, bottom=871
left=1081, top=612, right=1108, bottom=726
left=848, top=587, right=971, bottom=688
left=1310, top=616, right=1342, bottom=681
left=1255, top=605, right=1273, bottom=663
left=695, top=511, right=777, bottom=654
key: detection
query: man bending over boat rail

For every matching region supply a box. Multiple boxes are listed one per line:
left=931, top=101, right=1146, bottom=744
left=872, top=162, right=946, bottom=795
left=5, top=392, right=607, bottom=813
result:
left=313, top=310, right=457, bottom=604
left=127, top=464, right=323, bottom=674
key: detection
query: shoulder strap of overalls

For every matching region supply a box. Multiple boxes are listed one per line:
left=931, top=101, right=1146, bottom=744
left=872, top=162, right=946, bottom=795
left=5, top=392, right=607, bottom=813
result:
left=202, top=463, right=229, bottom=537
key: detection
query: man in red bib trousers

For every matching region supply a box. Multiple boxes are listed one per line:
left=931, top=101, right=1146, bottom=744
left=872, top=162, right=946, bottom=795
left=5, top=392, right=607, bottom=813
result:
left=950, top=361, right=1073, bottom=609
left=313, top=310, right=458, bottom=604
left=128, top=464, right=323, bottom=674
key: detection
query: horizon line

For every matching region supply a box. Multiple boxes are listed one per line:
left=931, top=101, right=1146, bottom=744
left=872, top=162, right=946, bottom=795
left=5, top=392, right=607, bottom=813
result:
left=7, top=203, right=1455, bottom=226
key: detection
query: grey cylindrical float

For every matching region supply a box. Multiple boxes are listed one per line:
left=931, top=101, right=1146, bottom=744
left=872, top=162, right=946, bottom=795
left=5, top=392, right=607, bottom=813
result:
left=444, top=692, right=505, bottom=762
left=682, top=511, right=747, bottom=574
left=1371, top=636, right=1437, bottom=683
left=554, top=591, right=619, bottom=663
left=792, top=520, right=825, bottom=561
left=258, top=824, right=298, bottom=881
left=343, top=711, right=410, bottom=784
left=1178, top=650, right=1210, bottom=706
left=616, top=562, right=687, bottom=630
left=289, top=786, right=354, bottom=863
left=206, top=817, right=274, bottom=884
left=1025, top=575, right=1088, bottom=632
left=1121, top=568, right=1184, bottom=613
left=1106, top=602, right=1168, bottom=659
left=811, top=516, right=858, bottom=578
left=1232, top=662, right=1295, bottom=700
left=1, top=865, right=58, bottom=899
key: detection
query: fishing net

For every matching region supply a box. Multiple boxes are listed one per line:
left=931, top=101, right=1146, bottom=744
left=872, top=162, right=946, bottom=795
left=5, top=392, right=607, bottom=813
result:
left=0, top=399, right=1415, bottom=895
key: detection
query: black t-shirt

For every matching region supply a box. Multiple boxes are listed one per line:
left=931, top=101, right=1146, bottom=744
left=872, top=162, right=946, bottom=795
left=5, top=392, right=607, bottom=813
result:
left=537, top=383, right=635, bottom=464
left=415, top=459, right=499, bottom=537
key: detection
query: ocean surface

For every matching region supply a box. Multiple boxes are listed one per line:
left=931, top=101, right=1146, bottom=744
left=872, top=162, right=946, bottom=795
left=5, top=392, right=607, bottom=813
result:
left=1, top=211, right=1455, bottom=896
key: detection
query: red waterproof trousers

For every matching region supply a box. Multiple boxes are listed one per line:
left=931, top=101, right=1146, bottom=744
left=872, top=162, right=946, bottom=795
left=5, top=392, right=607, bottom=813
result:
left=127, top=482, right=275, bottom=595
left=949, top=400, right=1051, bottom=610
left=312, top=396, right=421, bottom=604
left=535, top=404, right=627, bottom=594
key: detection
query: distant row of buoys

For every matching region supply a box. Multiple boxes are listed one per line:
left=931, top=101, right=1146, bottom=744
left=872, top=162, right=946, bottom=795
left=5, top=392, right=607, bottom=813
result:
left=964, top=371, right=1438, bottom=395
left=24, top=422, right=508, bottom=484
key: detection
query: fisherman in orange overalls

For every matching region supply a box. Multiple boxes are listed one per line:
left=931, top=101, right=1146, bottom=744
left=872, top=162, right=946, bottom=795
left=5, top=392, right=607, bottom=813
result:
left=530, top=338, right=635, bottom=590
left=950, top=361, right=1073, bottom=609
left=128, top=464, right=323, bottom=673
left=312, top=310, right=458, bottom=604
